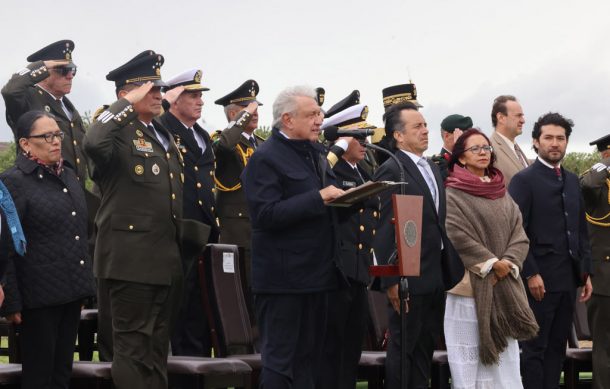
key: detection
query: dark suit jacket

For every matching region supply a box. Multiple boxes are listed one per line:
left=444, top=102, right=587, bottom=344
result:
left=158, top=111, right=218, bottom=242
left=84, top=98, right=183, bottom=285
left=509, top=159, right=592, bottom=291
left=372, top=150, right=463, bottom=294
left=2, top=60, right=89, bottom=184
left=333, top=159, right=380, bottom=285
left=241, top=128, right=341, bottom=294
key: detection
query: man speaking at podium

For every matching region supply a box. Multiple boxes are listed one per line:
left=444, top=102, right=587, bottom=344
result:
left=373, top=102, right=461, bottom=389
left=241, top=86, right=346, bottom=388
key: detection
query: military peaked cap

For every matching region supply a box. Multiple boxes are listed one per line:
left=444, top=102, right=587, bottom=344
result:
left=214, top=79, right=263, bottom=107
left=106, top=50, right=167, bottom=88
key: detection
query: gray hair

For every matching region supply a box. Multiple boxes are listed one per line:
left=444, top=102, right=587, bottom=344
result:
left=224, top=103, right=241, bottom=121
left=272, top=85, right=317, bottom=129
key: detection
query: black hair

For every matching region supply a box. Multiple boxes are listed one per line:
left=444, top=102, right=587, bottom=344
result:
left=383, top=102, right=419, bottom=150
left=16, top=110, right=56, bottom=140
left=531, top=112, right=573, bottom=153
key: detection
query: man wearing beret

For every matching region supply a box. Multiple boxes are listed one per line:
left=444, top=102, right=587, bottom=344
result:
left=430, top=114, right=473, bottom=181
left=2, top=39, right=89, bottom=186
left=581, top=133, right=610, bottom=389
left=84, top=51, right=187, bottom=389
left=213, top=80, right=263, bottom=320
left=158, top=68, right=217, bottom=358
left=490, top=95, right=529, bottom=186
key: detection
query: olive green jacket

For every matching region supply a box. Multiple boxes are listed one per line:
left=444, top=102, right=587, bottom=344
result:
left=2, top=60, right=89, bottom=185
left=83, top=98, right=183, bottom=285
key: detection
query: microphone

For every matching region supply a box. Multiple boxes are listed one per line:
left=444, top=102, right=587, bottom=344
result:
left=323, top=125, right=375, bottom=141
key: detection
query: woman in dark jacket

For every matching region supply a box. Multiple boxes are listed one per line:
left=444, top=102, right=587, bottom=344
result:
left=1, top=110, right=95, bottom=389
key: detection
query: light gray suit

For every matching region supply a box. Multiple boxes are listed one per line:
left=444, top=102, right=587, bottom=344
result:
left=490, top=131, right=529, bottom=186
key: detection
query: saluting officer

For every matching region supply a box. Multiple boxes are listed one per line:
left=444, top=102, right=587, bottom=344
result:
left=213, top=79, right=263, bottom=310
left=158, top=68, right=217, bottom=357
left=581, top=133, right=610, bottom=389
left=83, top=51, right=185, bottom=389
left=2, top=40, right=89, bottom=185
left=318, top=102, right=381, bottom=389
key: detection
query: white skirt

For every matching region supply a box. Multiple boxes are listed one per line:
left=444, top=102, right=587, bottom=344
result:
left=444, top=293, right=523, bottom=389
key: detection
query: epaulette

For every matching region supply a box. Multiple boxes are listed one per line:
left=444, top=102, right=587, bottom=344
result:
left=210, top=130, right=222, bottom=144
left=92, top=105, right=110, bottom=121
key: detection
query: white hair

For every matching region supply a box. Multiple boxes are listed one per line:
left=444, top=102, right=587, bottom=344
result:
left=272, top=85, right=316, bottom=129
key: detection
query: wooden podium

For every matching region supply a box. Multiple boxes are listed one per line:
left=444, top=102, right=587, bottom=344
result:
left=369, top=194, right=422, bottom=277
left=368, top=193, right=422, bottom=389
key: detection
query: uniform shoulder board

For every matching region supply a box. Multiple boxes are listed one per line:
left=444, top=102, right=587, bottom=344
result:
left=92, top=105, right=111, bottom=121
left=210, top=130, right=222, bottom=143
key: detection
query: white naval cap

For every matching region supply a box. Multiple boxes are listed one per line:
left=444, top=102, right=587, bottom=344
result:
left=322, top=103, right=371, bottom=130
left=164, top=68, right=210, bottom=92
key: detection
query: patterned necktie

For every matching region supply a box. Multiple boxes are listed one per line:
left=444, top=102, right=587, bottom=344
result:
left=417, top=158, right=438, bottom=209
left=514, top=143, right=529, bottom=168
left=554, top=166, right=562, bottom=181
left=0, top=180, right=26, bottom=256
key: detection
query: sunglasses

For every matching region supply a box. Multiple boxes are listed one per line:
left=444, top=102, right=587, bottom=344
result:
left=51, top=66, right=77, bottom=77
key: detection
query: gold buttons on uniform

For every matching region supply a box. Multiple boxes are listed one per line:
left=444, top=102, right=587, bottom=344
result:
left=209, top=171, right=213, bottom=176
left=197, top=183, right=202, bottom=188
left=166, top=153, right=170, bottom=159
left=373, top=211, right=378, bottom=218
left=170, top=173, right=174, bottom=179
left=73, top=140, right=77, bottom=146
left=172, top=193, right=176, bottom=200
left=134, top=165, right=144, bottom=175
left=606, top=256, right=610, bottom=261
left=72, top=211, right=76, bottom=216
left=238, top=213, right=243, bottom=217
left=212, top=188, right=216, bottom=193
left=63, top=188, right=68, bottom=193
left=76, top=158, right=80, bottom=164
left=194, top=166, right=199, bottom=171
left=360, top=225, right=365, bottom=232
left=129, top=225, right=134, bottom=230
left=358, top=243, right=363, bottom=250
left=211, top=206, right=215, bottom=212
left=373, top=229, right=376, bottom=236
left=80, top=260, right=85, bottom=265
left=198, top=200, right=203, bottom=206
left=75, top=235, right=80, bottom=240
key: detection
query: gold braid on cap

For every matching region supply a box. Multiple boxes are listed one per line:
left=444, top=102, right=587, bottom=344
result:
left=213, top=144, right=254, bottom=192
left=585, top=178, right=610, bottom=227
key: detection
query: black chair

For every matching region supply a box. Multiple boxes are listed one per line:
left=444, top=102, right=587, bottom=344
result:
left=563, top=287, right=592, bottom=389
left=199, top=244, right=262, bottom=387
left=77, top=308, right=98, bottom=361
left=0, top=363, right=21, bottom=388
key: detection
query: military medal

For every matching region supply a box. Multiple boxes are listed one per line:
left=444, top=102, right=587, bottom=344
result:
left=152, top=163, right=160, bottom=175
left=133, top=139, right=154, bottom=153
left=136, top=129, right=144, bottom=137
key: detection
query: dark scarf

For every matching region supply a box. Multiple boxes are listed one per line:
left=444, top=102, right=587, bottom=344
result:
left=445, top=165, right=506, bottom=200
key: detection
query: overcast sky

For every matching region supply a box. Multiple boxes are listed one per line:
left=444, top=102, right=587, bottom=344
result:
left=1, top=0, right=608, bottom=157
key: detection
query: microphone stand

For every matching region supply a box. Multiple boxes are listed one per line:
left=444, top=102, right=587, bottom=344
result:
left=365, top=142, right=410, bottom=389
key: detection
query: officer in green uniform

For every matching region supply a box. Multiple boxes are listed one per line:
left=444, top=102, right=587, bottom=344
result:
left=83, top=50, right=185, bottom=389
left=2, top=40, right=89, bottom=185
left=213, top=79, right=263, bottom=312
left=581, top=133, right=610, bottom=389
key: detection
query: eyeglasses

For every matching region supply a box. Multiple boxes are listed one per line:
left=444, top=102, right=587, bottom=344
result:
left=51, top=66, right=77, bottom=77
left=465, top=145, right=493, bottom=154
left=28, top=131, right=65, bottom=143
